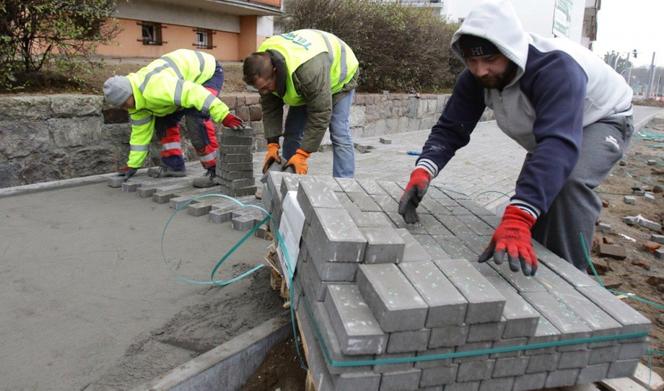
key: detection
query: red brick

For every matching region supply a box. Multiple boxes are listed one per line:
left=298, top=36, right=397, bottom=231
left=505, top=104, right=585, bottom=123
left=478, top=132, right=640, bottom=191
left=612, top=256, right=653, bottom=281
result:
left=598, top=244, right=626, bottom=259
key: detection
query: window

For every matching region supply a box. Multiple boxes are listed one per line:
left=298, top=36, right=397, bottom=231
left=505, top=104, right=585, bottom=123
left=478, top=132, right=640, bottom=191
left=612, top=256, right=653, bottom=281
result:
left=194, top=29, right=213, bottom=50
left=139, top=22, right=162, bottom=45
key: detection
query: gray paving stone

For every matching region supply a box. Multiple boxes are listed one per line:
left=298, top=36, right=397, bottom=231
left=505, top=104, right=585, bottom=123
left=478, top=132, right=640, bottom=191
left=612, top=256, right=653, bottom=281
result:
left=512, top=373, right=547, bottom=391
left=387, top=329, right=430, bottom=353
left=376, top=180, right=404, bottom=200
left=456, top=214, right=495, bottom=236
left=416, top=347, right=454, bottom=369
left=558, top=349, right=590, bottom=369
left=280, top=174, right=299, bottom=199
left=589, top=344, right=620, bottom=364
left=419, top=214, right=455, bottom=236
left=577, top=363, right=610, bottom=384
left=482, top=274, right=539, bottom=339
left=490, top=337, right=528, bottom=358
left=526, top=352, right=559, bottom=373
left=307, top=207, right=367, bottom=263
left=232, top=214, right=257, bottom=231
left=535, top=266, right=622, bottom=347
left=420, top=364, right=458, bottom=387
left=607, top=359, right=639, bottom=378
left=309, top=300, right=375, bottom=374
left=433, top=214, right=473, bottom=238
left=296, top=180, right=342, bottom=221
left=415, top=234, right=451, bottom=258
left=492, top=356, right=529, bottom=377
left=360, top=227, right=405, bottom=263
left=456, top=359, right=495, bottom=382
left=532, top=242, right=600, bottom=288
left=218, top=153, right=252, bottom=163
left=372, top=194, right=399, bottom=214
left=489, top=262, right=547, bottom=293
left=350, top=211, right=394, bottom=228
left=429, top=325, right=469, bottom=348
left=453, top=342, right=492, bottom=363
left=457, top=199, right=496, bottom=217
left=307, top=249, right=358, bottom=281
left=433, top=259, right=505, bottom=324
left=524, top=316, right=561, bottom=356
left=466, top=322, right=505, bottom=342
left=577, top=286, right=651, bottom=334
left=324, top=284, right=387, bottom=355
left=336, top=177, right=365, bottom=193
left=618, top=341, right=648, bottom=360
left=305, top=176, right=339, bottom=193
left=168, top=187, right=221, bottom=209
left=347, top=191, right=382, bottom=212
left=208, top=207, right=235, bottom=224
left=298, top=258, right=329, bottom=302
left=521, top=291, right=592, bottom=350
left=107, top=176, right=124, bottom=188
left=379, top=368, right=421, bottom=391
left=478, top=377, right=514, bottom=391
left=399, top=260, right=467, bottom=327
left=333, top=372, right=381, bottom=391
left=545, top=368, right=580, bottom=388
left=395, top=229, right=433, bottom=263
left=431, top=235, right=477, bottom=260
left=357, top=263, right=428, bottom=332
left=443, top=382, right=480, bottom=391
left=373, top=352, right=415, bottom=373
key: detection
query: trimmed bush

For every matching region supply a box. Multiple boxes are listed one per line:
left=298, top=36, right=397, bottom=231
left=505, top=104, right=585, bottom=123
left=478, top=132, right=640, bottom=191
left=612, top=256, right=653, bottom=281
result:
left=278, top=0, right=463, bottom=93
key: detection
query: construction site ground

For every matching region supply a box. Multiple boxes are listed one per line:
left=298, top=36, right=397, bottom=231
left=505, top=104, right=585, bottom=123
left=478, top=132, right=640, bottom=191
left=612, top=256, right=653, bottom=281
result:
left=0, top=106, right=661, bottom=391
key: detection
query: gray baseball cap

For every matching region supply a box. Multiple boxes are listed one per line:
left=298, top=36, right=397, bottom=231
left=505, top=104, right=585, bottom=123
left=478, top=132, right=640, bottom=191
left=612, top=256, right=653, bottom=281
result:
left=103, top=76, right=132, bottom=107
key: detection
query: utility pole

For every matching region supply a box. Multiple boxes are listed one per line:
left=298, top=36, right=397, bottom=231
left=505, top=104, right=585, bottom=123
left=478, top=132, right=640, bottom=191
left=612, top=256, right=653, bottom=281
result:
left=646, top=51, right=657, bottom=99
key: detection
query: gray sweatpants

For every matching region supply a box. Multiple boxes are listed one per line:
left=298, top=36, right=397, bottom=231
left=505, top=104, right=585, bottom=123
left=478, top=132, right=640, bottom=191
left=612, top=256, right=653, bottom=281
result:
left=531, top=115, right=634, bottom=271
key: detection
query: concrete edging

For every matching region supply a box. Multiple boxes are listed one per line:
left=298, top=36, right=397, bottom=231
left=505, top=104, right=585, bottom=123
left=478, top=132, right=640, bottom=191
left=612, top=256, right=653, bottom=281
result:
left=132, top=313, right=291, bottom=391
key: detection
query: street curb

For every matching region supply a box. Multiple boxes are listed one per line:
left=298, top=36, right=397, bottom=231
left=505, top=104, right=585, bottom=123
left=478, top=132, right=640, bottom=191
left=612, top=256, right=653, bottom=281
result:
left=131, top=313, right=291, bottom=391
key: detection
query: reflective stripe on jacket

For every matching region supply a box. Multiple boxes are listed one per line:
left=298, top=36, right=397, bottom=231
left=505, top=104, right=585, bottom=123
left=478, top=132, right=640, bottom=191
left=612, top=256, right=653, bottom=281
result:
left=125, top=49, right=230, bottom=168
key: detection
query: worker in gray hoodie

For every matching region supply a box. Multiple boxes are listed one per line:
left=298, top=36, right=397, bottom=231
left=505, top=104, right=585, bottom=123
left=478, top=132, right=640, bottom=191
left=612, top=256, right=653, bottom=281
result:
left=399, top=0, right=633, bottom=275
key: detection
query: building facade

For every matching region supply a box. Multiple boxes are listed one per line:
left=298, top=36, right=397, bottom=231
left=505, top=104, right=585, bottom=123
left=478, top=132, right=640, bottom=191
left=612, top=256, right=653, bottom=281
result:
left=96, top=0, right=281, bottom=61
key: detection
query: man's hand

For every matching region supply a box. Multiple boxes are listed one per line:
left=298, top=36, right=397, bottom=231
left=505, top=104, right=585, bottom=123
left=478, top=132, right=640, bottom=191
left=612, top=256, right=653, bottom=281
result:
left=478, top=205, right=538, bottom=276
left=284, top=149, right=310, bottom=175
left=118, top=166, right=138, bottom=182
left=221, top=113, right=244, bottom=130
left=262, top=143, right=282, bottom=173
left=398, top=168, right=431, bottom=224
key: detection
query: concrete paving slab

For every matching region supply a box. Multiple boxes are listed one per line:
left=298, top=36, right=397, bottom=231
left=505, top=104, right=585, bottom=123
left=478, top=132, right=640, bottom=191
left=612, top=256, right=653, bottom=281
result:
left=433, top=259, right=505, bottom=324
left=357, top=263, right=428, bottom=332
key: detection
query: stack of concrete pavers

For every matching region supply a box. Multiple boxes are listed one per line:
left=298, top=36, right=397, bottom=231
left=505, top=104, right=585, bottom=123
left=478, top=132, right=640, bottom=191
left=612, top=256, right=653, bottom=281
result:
left=214, top=127, right=257, bottom=197
left=263, top=171, right=652, bottom=391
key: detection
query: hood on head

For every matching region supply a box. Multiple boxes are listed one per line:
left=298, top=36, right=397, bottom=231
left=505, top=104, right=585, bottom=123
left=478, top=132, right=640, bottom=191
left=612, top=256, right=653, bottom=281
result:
left=450, top=0, right=529, bottom=78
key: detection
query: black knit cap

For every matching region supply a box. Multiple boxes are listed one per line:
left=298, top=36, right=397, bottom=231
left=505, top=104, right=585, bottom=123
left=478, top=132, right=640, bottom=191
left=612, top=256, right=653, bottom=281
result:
left=458, top=34, right=501, bottom=58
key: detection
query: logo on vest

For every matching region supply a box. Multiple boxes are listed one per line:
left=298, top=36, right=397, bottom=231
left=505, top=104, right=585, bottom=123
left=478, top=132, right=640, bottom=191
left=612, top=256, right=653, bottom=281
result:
left=280, top=32, right=311, bottom=50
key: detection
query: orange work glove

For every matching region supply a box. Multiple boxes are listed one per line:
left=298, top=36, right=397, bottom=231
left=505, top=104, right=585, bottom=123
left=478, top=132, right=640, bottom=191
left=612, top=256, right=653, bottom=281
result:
left=284, top=148, right=310, bottom=175
left=262, top=143, right=282, bottom=173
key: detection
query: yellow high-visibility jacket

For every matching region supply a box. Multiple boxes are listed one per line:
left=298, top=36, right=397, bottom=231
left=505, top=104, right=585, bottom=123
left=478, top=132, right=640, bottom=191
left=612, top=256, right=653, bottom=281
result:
left=125, top=49, right=230, bottom=168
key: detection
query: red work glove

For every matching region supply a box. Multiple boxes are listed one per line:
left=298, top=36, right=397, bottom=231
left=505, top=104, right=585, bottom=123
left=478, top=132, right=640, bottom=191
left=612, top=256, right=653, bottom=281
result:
left=262, top=143, right=282, bottom=173
left=221, top=113, right=244, bottom=130
left=284, top=148, right=310, bottom=175
left=398, top=168, right=431, bottom=224
left=478, top=205, right=538, bottom=276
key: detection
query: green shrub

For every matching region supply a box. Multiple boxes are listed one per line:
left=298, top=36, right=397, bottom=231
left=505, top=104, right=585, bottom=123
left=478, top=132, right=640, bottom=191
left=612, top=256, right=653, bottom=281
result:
left=278, top=0, right=463, bottom=93
left=0, top=0, right=119, bottom=90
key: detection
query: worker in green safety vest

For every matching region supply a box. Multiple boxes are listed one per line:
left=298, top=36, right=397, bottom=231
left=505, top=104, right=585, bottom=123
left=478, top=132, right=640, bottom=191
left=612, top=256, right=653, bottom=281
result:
left=243, top=30, right=359, bottom=177
left=103, top=49, right=243, bottom=185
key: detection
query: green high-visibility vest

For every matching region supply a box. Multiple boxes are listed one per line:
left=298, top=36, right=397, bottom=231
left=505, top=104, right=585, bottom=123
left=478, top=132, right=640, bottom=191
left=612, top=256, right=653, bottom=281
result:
left=124, top=49, right=230, bottom=168
left=258, top=30, right=359, bottom=106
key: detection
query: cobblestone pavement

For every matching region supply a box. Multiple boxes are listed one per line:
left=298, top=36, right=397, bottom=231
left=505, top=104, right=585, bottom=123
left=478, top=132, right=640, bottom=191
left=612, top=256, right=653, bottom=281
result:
left=296, top=106, right=661, bottom=214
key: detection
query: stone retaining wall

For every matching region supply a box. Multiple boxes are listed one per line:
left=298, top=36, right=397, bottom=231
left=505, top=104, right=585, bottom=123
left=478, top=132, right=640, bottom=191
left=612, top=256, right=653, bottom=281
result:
left=0, top=92, right=491, bottom=188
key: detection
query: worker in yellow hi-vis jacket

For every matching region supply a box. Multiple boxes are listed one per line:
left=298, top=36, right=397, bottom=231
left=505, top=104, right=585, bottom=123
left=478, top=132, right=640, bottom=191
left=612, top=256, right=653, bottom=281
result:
left=103, top=49, right=243, bottom=186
